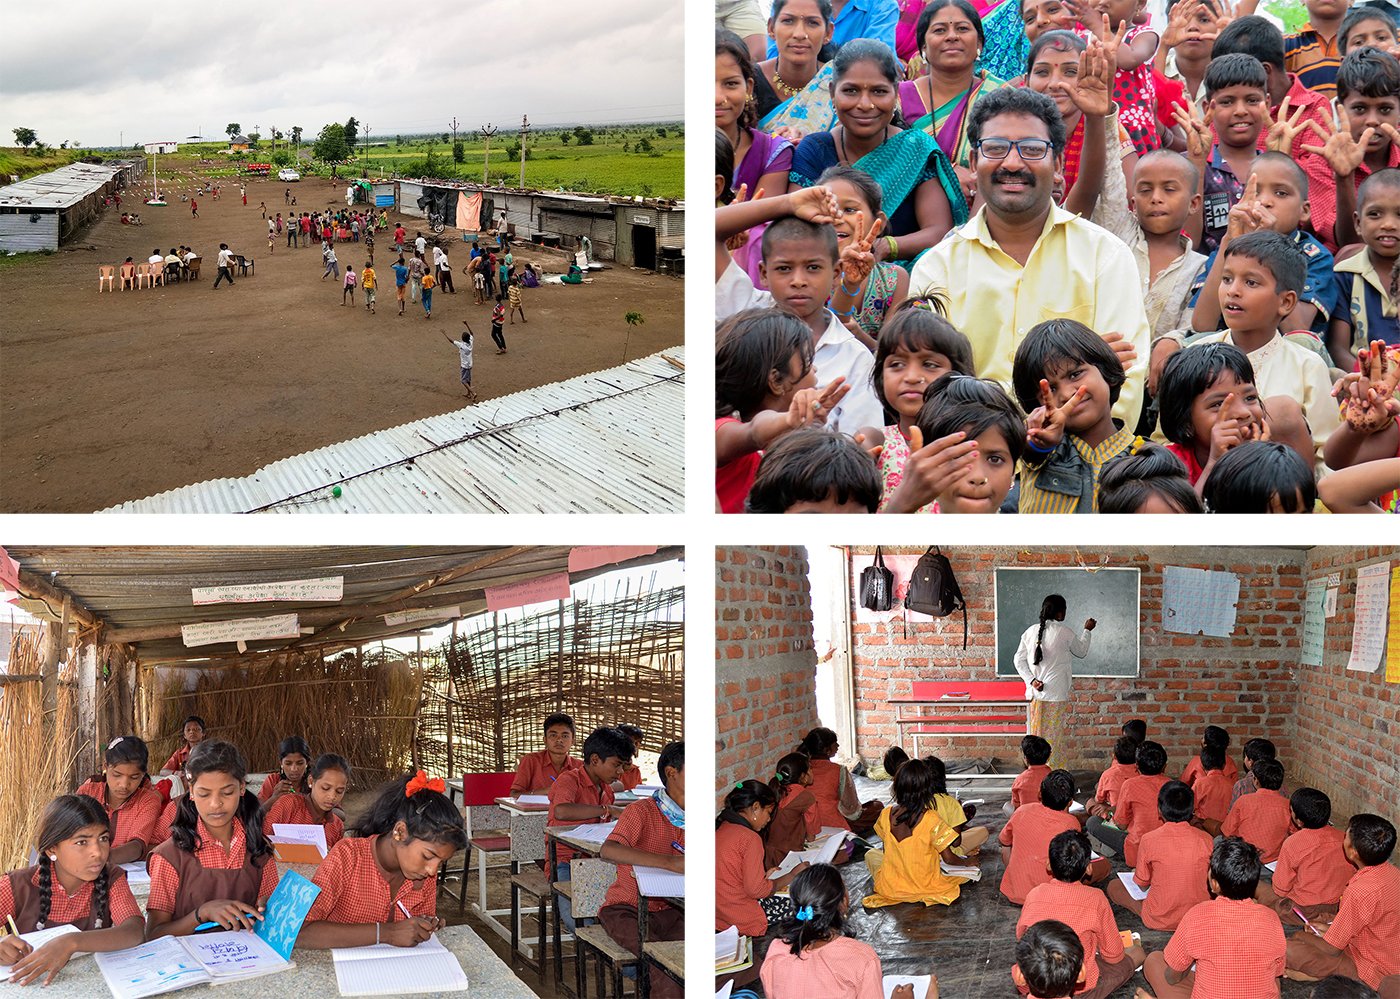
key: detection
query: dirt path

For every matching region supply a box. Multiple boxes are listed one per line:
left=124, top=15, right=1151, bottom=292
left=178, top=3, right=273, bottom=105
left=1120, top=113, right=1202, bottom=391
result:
left=0, top=170, right=682, bottom=512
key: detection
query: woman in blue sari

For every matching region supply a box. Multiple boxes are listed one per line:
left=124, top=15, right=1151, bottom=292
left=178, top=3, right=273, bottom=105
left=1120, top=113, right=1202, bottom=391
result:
left=790, top=39, right=967, bottom=268
left=756, top=0, right=839, bottom=138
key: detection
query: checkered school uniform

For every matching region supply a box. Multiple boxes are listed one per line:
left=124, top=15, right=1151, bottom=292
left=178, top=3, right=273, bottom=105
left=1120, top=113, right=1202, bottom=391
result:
left=715, top=820, right=772, bottom=937
left=1134, top=821, right=1215, bottom=930
left=1181, top=754, right=1238, bottom=788
left=1093, top=761, right=1137, bottom=810
left=1222, top=787, right=1292, bottom=862
left=257, top=773, right=308, bottom=803
left=146, top=817, right=279, bottom=913
left=547, top=768, right=614, bottom=864
left=1162, top=895, right=1286, bottom=996
left=1193, top=770, right=1235, bottom=825
left=151, top=798, right=179, bottom=847
left=1011, top=765, right=1052, bottom=810
left=261, top=793, right=344, bottom=849
left=1018, top=879, right=1127, bottom=992
left=998, top=803, right=1081, bottom=904
left=1115, top=773, right=1172, bottom=867
left=75, top=779, right=162, bottom=850
left=162, top=744, right=192, bottom=774
left=602, top=798, right=683, bottom=912
left=760, top=935, right=884, bottom=999
left=1273, top=825, right=1353, bottom=908
left=1, top=865, right=141, bottom=931
left=619, top=764, right=643, bottom=790
left=1324, top=862, right=1400, bottom=988
left=305, top=835, right=437, bottom=923
left=508, top=750, right=582, bottom=797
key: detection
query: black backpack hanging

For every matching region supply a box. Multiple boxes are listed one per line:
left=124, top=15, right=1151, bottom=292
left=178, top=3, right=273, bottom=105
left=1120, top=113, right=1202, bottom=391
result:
left=904, top=546, right=967, bottom=647
left=859, top=546, right=894, bottom=611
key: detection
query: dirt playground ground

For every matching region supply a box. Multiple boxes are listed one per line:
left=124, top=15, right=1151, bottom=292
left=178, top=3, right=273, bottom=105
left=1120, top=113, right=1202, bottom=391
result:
left=0, top=171, right=683, bottom=512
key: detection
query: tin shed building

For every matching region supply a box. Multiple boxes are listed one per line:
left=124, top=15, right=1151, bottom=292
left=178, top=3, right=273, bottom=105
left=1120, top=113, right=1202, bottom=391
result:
left=0, top=160, right=143, bottom=253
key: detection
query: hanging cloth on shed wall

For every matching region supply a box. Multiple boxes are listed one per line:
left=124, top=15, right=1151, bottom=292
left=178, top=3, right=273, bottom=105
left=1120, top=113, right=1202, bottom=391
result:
left=456, top=192, right=482, bottom=232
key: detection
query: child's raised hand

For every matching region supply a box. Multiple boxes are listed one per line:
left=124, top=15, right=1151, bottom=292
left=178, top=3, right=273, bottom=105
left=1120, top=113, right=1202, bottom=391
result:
left=788, top=185, right=841, bottom=225
left=1069, top=37, right=1115, bottom=118
left=1171, top=99, right=1211, bottom=165
left=1263, top=96, right=1308, bottom=154
left=1026, top=379, right=1088, bottom=450
left=1161, top=0, right=1197, bottom=49
left=1098, top=330, right=1139, bottom=370
left=853, top=431, right=885, bottom=462
left=884, top=427, right=981, bottom=512
left=839, top=210, right=883, bottom=284
left=1301, top=109, right=1373, bottom=178
left=1337, top=341, right=1400, bottom=432
left=788, top=379, right=850, bottom=427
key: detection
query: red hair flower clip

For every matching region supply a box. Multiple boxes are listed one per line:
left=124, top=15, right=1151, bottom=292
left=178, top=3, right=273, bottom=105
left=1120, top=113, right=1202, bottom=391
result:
left=406, top=770, right=446, bottom=797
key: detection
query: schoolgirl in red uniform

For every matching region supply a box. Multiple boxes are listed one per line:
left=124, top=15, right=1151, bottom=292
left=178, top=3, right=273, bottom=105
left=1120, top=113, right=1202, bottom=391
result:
left=74, top=735, right=162, bottom=864
left=261, top=753, right=350, bottom=849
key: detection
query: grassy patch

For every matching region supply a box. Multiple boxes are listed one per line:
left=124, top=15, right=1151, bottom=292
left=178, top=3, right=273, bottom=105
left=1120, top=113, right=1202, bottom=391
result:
left=0, top=147, right=87, bottom=182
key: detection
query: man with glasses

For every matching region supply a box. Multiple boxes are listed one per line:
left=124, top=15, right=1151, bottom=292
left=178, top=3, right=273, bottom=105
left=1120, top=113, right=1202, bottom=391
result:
left=908, top=87, right=1151, bottom=431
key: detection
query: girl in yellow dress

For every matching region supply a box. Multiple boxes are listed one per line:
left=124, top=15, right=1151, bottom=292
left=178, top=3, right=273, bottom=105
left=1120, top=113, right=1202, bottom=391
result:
left=863, top=758, right=971, bottom=908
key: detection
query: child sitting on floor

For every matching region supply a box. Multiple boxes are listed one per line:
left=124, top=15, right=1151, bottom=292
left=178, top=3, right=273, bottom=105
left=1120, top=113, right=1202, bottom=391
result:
left=1189, top=743, right=1235, bottom=836
left=766, top=752, right=820, bottom=869
left=715, top=779, right=803, bottom=939
left=1015, top=920, right=1088, bottom=999
left=1008, top=735, right=1054, bottom=817
left=796, top=727, right=882, bottom=835
left=1088, top=735, right=1140, bottom=822
left=1257, top=787, right=1355, bottom=925
left=926, top=755, right=989, bottom=857
left=1107, top=780, right=1213, bottom=931
left=1180, top=724, right=1239, bottom=786
left=1106, top=740, right=1171, bottom=864
left=862, top=758, right=970, bottom=909
left=1222, top=756, right=1292, bottom=862
left=1001, top=770, right=1107, bottom=905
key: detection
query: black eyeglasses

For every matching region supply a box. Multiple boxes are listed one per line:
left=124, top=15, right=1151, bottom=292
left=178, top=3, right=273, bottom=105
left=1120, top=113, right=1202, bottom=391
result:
left=973, top=137, right=1055, bottom=161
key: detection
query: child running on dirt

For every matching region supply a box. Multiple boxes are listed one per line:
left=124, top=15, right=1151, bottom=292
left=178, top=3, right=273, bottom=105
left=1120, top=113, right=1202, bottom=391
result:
left=322, top=243, right=339, bottom=281
left=342, top=264, right=356, bottom=305
left=446, top=324, right=478, bottom=401
left=420, top=269, right=435, bottom=320
left=507, top=276, right=526, bottom=324
left=362, top=261, right=376, bottom=314
left=491, top=295, right=507, bottom=354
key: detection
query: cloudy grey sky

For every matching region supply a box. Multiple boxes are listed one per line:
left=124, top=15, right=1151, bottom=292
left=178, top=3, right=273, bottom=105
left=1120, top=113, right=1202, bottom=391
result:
left=1, top=0, right=683, bottom=149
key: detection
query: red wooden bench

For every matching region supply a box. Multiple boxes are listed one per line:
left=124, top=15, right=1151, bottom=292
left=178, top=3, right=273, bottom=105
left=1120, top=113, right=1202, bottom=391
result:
left=889, top=679, right=1029, bottom=773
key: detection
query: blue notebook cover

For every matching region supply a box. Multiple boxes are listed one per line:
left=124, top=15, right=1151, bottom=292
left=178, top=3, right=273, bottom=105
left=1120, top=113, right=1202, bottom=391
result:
left=256, top=868, right=321, bottom=960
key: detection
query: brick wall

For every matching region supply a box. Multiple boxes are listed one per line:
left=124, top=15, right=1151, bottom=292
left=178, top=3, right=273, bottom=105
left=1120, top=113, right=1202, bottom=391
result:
left=715, top=547, right=819, bottom=805
left=848, top=547, right=1306, bottom=774
left=1290, top=547, right=1400, bottom=822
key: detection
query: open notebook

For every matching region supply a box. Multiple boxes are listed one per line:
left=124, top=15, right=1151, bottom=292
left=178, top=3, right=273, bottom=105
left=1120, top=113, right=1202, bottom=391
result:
left=884, top=974, right=933, bottom=999
left=768, top=829, right=853, bottom=879
left=269, top=822, right=329, bottom=864
left=0, top=925, right=81, bottom=976
left=331, top=934, right=468, bottom=996
left=93, top=868, right=319, bottom=998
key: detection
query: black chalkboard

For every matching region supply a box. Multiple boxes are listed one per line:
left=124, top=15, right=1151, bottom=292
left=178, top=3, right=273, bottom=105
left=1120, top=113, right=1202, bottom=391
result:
left=994, top=567, right=1141, bottom=678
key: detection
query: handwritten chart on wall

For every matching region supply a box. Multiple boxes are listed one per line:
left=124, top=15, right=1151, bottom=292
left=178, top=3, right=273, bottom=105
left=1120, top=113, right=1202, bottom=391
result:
left=1388, top=566, right=1400, bottom=683
left=994, top=568, right=1141, bottom=678
left=1348, top=562, right=1391, bottom=673
left=1302, top=578, right=1327, bottom=667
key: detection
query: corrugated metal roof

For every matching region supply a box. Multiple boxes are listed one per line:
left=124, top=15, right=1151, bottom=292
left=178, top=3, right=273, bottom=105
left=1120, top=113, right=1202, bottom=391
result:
left=98, top=348, right=684, bottom=514
left=0, top=162, right=127, bottom=211
left=4, top=546, right=683, bottom=662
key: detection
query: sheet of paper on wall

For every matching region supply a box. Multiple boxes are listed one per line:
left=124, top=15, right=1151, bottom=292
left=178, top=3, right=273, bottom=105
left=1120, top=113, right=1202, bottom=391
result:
left=1302, top=578, right=1327, bottom=666
left=1347, top=562, right=1390, bottom=672
left=1117, top=872, right=1150, bottom=901
left=1325, top=587, right=1338, bottom=617
left=884, top=974, right=933, bottom=999
left=1162, top=566, right=1240, bottom=637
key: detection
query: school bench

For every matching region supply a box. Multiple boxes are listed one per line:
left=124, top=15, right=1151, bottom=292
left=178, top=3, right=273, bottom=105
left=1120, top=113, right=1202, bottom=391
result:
left=888, top=679, right=1029, bottom=788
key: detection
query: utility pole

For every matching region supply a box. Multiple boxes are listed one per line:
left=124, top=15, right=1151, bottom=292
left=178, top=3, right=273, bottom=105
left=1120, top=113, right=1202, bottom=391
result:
left=518, top=114, right=529, bottom=189
left=480, top=122, right=497, bottom=186
left=363, top=123, right=370, bottom=174
left=449, top=116, right=460, bottom=147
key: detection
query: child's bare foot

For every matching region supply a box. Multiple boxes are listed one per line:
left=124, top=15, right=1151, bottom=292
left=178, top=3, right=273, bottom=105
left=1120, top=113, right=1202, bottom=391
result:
left=1133, top=989, right=1153, bottom=999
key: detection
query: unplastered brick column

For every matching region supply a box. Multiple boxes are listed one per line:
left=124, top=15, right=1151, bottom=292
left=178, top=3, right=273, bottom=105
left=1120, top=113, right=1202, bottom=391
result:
left=716, top=546, right=819, bottom=805
left=1290, top=546, right=1400, bottom=822
left=847, top=547, right=1306, bottom=773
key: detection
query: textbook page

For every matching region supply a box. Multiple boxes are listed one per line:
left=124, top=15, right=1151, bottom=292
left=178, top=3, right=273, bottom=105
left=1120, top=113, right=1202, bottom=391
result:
left=563, top=821, right=618, bottom=844
left=884, top=974, right=933, bottom=999
left=635, top=865, right=685, bottom=898
left=179, top=930, right=291, bottom=982
left=94, top=937, right=212, bottom=999
left=0, top=924, right=81, bottom=975
left=1117, top=871, right=1149, bottom=901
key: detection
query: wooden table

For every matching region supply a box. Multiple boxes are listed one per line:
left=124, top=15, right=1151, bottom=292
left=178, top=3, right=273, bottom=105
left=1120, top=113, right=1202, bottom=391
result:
left=0, top=923, right=536, bottom=999
left=638, top=889, right=683, bottom=999
left=487, top=797, right=550, bottom=959
left=642, top=939, right=684, bottom=992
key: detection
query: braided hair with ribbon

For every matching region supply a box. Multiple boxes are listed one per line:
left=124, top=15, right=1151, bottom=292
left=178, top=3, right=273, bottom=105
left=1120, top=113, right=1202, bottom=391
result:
left=768, top=753, right=810, bottom=798
left=350, top=770, right=466, bottom=850
left=717, top=779, right=778, bottom=832
left=779, top=863, right=848, bottom=956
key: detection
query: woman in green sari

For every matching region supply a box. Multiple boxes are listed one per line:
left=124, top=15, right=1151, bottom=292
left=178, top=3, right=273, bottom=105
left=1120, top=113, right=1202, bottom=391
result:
left=790, top=39, right=968, bottom=267
left=897, top=0, right=1006, bottom=198
left=756, top=0, right=838, bottom=138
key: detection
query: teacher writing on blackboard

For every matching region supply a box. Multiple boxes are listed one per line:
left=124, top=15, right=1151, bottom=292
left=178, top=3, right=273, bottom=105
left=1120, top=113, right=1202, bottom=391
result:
left=1013, top=595, right=1096, bottom=751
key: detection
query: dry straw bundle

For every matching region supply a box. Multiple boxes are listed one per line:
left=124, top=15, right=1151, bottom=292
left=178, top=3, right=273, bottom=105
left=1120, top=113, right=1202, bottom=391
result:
left=0, top=625, right=80, bottom=871
left=150, top=647, right=421, bottom=788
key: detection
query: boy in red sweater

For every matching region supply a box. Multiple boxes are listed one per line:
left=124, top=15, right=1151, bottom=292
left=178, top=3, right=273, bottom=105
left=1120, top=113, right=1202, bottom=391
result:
left=1222, top=757, right=1291, bottom=862
left=1001, top=771, right=1109, bottom=904
left=1112, top=741, right=1172, bottom=866
left=1142, top=836, right=1287, bottom=997
left=1286, top=813, right=1400, bottom=990
left=1257, top=787, right=1354, bottom=924
left=1190, top=743, right=1235, bottom=836
left=1006, top=735, right=1054, bottom=817
left=1017, top=831, right=1143, bottom=998
left=1107, top=780, right=1213, bottom=931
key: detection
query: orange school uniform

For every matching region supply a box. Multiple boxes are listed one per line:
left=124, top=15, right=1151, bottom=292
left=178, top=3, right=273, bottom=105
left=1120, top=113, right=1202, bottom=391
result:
left=999, top=803, right=1080, bottom=904
left=1115, top=773, right=1173, bottom=867
left=257, top=773, right=308, bottom=803
left=1272, top=825, right=1353, bottom=908
left=146, top=817, right=280, bottom=917
left=1133, top=820, right=1215, bottom=930
left=1162, top=895, right=1286, bottom=995
left=161, top=744, right=193, bottom=774
left=1094, top=761, right=1138, bottom=810
left=714, top=820, right=773, bottom=936
left=1181, top=754, right=1238, bottom=788
left=306, top=834, right=438, bottom=923
left=508, top=749, right=583, bottom=797
left=1222, top=787, right=1292, bottom=862
left=75, top=779, right=163, bottom=852
left=261, top=793, right=345, bottom=849
left=619, top=763, right=643, bottom=790
left=1018, top=879, right=1127, bottom=993
left=765, top=783, right=819, bottom=869
left=151, top=797, right=179, bottom=847
left=806, top=758, right=854, bottom=831
left=601, top=798, right=683, bottom=912
left=547, top=767, right=614, bottom=864
left=1192, top=770, right=1235, bottom=825
left=1011, top=764, right=1053, bottom=810
left=1, top=865, right=142, bottom=931
left=760, top=935, right=884, bottom=999
left=1323, top=862, right=1400, bottom=988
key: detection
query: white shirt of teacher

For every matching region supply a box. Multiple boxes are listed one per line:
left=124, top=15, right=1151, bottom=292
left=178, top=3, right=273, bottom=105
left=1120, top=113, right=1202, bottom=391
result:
left=1013, top=621, right=1092, bottom=702
left=715, top=258, right=884, bottom=434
